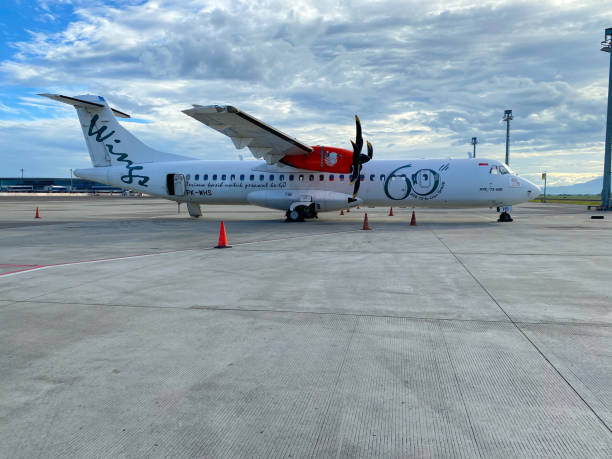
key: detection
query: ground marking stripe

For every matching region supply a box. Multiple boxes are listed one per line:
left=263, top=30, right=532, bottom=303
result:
left=0, top=229, right=360, bottom=278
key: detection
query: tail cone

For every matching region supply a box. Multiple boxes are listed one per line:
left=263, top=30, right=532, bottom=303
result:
left=215, top=221, right=231, bottom=248
left=362, top=213, right=371, bottom=230
left=410, top=210, right=417, bottom=226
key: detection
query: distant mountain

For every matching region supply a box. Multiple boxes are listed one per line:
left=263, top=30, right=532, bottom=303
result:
left=546, top=177, right=602, bottom=195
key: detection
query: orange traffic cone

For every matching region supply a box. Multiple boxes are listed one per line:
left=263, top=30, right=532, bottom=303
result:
left=215, top=221, right=231, bottom=248
left=389, top=207, right=394, bottom=216
left=410, top=210, right=417, bottom=226
left=362, top=213, right=371, bottom=230
left=346, top=208, right=350, bottom=212
left=35, top=207, right=40, bottom=219
left=340, top=209, right=344, bottom=215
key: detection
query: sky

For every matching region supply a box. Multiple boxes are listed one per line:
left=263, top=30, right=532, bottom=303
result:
left=1, top=0, right=611, bottom=186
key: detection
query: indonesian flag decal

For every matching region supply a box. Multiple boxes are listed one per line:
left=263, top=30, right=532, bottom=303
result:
left=478, top=163, right=489, bottom=166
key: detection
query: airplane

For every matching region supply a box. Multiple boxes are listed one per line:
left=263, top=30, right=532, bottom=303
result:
left=41, top=94, right=541, bottom=222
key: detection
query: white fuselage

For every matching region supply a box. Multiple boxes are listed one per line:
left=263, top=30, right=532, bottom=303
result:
left=76, top=157, right=540, bottom=211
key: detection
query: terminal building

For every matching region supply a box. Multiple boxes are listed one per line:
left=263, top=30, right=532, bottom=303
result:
left=0, top=177, right=124, bottom=193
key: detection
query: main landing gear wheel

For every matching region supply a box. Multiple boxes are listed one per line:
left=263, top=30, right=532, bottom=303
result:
left=498, top=211, right=513, bottom=222
left=286, top=207, right=305, bottom=222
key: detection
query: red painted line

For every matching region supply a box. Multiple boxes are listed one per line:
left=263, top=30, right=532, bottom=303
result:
left=0, top=264, right=41, bottom=268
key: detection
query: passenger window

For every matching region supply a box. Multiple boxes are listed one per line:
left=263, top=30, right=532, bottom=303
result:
left=339, top=174, right=345, bottom=181
left=370, top=174, right=375, bottom=181
left=299, top=175, right=304, bottom=181
left=212, top=174, right=218, bottom=180
left=259, top=174, right=264, bottom=181
left=320, top=174, right=324, bottom=181
left=269, top=174, right=274, bottom=181
left=186, top=174, right=191, bottom=180
left=309, top=175, right=314, bottom=181
left=250, top=174, right=255, bottom=181
left=380, top=174, right=385, bottom=181
left=230, top=174, right=236, bottom=181
left=279, top=174, right=284, bottom=181
left=239, top=174, right=245, bottom=181
left=195, top=174, right=199, bottom=181
left=221, top=174, right=227, bottom=180
left=289, top=174, right=294, bottom=181
left=329, top=174, right=334, bottom=181
left=204, top=174, right=208, bottom=180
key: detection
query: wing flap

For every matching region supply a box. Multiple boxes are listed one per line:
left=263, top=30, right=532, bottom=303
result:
left=183, top=105, right=312, bottom=163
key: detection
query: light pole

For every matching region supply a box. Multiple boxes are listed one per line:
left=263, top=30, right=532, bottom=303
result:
left=503, top=110, right=513, bottom=165
left=70, top=168, right=73, bottom=192
left=471, top=137, right=478, bottom=158
left=600, top=27, right=612, bottom=210
left=20, top=168, right=24, bottom=180
left=542, top=172, right=547, bottom=203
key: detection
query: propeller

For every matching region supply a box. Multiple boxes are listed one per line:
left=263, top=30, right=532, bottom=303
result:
left=349, top=116, right=373, bottom=199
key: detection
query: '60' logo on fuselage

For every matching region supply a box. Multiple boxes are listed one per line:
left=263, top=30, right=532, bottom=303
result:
left=384, top=164, right=444, bottom=200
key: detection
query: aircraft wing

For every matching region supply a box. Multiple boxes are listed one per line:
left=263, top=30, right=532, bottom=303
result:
left=182, top=105, right=313, bottom=163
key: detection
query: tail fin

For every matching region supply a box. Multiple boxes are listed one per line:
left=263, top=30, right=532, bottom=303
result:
left=40, top=94, right=192, bottom=167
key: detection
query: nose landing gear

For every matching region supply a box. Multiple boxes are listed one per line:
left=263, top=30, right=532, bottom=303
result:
left=497, top=206, right=513, bottom=222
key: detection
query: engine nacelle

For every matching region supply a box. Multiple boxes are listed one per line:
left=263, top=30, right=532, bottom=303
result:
left=247, top=189, right=360, bottom=212
left=280, top=146, right=354, bottom=173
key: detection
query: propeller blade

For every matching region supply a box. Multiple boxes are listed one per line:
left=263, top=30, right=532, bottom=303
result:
left=352, top=167, right=361, bottom=198
left=350, top=116, right=363, bottom=183
left=354, top=115, right=363, bottom=153
left=367, top=140, right=373, bottom=159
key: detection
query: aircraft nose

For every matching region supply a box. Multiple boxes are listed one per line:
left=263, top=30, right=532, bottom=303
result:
left=526, top=180, right=541, bottom=200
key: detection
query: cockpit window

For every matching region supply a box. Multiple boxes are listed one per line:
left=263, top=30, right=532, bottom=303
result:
left=499, top=166, right=509, bottom=175
left=490, top=166, right=499, bottom=175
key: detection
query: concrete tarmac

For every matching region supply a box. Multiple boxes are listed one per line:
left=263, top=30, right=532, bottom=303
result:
left=1, top=196, right=611, bottom=458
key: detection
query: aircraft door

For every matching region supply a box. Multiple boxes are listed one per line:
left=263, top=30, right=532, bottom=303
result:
left=167, top=173, right=185, bottom=196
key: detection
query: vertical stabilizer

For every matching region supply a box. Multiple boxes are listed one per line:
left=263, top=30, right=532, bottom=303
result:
left=40, top=94, right=192, bottom=167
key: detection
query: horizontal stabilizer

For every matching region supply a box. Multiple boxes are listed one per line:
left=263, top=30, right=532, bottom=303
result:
left=39, top=94, right=131, bottom=118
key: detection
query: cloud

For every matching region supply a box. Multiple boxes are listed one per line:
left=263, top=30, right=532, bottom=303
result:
left=1, top=0, right=612, bottom=184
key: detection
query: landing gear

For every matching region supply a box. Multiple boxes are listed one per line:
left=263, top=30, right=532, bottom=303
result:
left=285, top=203, right=317, bottom=222
left=286, top=207, right=304, bottom=222
left=497, top=211, right=513, bottom=222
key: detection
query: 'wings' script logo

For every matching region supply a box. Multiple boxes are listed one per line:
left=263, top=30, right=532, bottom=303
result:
left=88, top=114, right=150, bottom=187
